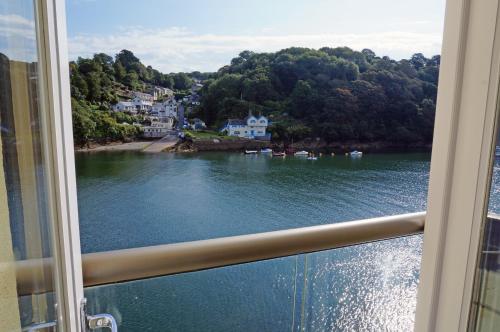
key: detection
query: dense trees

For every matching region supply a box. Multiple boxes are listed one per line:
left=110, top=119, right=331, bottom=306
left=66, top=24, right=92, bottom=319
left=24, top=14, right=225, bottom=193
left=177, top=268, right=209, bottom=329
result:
left=69, top=49, right=196, bottom=146
left=70, top=47, right=440, bottom=147
left=71, top=98, right=142, bottom=147
left=198, top=47, right=439, bottom=145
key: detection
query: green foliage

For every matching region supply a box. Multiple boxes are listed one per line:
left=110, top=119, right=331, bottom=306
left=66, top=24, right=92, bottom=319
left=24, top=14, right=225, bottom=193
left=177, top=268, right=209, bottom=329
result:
left=69, top=47, right=440, bottom=147
left=199, top=47, right=440, bottom=144
left=173, top=72, right=193, bottom=90
left=71, top=98, right=142, bottom=147
left=70, top=49, right=179, bottom=145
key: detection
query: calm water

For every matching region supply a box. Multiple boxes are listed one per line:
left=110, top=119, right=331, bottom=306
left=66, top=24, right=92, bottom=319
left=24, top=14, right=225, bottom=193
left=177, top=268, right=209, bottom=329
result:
left=76, top=152, right=430, bottom=331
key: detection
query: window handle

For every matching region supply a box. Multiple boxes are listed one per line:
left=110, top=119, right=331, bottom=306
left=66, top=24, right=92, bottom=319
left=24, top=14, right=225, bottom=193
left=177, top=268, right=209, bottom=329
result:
left=87, top=313, right=117, bottom=332
left=81, top=298, right=118, bottom=332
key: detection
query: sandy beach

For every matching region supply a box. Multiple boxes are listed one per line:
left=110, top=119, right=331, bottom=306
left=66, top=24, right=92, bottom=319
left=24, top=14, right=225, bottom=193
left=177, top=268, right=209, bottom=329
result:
left=75, top=141, right=153, bottom=152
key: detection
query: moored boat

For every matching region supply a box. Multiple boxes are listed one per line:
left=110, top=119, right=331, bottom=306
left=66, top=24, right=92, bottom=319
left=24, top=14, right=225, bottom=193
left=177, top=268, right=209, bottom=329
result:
left=245, top=150, right=258, bottom=154
left=260, top=148, right=273, bottom=153
left=272, top=152, right=286, bottom=157
left=350, top=150, right=363, bottom=157
left=294, top=150, right=309, bottom=156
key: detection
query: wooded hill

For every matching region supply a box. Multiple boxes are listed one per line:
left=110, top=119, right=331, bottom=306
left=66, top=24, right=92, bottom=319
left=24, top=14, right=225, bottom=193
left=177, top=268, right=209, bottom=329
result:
left=192, top=47, right=439, bottom=145
left=70, top=48, right=439, bottom=147
left=69, top=49, right=202, bottom=146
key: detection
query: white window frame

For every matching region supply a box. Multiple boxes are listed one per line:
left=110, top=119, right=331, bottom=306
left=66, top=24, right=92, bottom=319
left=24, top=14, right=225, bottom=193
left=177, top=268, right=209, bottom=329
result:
left=38, top=0, right=500, bottom=330
left=38, top=0, right=84, bottom=330
left=415, top=0, right=500, bottom=330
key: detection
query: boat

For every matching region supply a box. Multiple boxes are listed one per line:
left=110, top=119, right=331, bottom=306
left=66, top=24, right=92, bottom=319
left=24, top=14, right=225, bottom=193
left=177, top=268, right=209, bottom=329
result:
left=294, top=150, right=309, bottom=156
left=307, top=156, right=318, bottom=160
left=350, top=150, right=363, bottom=157
left=260, top=148, right=273, bottom=153
left=245, top=150, right=258, bottom=154
left=272, top=152, right=286, bottom=157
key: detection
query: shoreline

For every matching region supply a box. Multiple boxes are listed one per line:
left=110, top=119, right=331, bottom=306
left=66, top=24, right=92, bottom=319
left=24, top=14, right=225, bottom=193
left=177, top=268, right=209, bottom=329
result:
left=75, top=140, right=153, bottom=152
left=75, top=138, right=432, bottom=154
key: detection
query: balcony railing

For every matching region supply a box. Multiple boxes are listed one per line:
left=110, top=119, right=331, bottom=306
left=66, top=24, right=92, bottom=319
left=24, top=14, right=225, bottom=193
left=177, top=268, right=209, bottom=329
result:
left=15, top=212, right=426, bottom=296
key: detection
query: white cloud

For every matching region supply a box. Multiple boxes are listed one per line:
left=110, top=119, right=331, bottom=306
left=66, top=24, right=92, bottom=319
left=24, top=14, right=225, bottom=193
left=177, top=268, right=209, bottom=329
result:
left=0, top=14, right=36, bottom=62
left=68, top=27, right=443, bottom=73
left=0, top=14, right=35, bottom=28
left=0, top=14, right=35, bottom=40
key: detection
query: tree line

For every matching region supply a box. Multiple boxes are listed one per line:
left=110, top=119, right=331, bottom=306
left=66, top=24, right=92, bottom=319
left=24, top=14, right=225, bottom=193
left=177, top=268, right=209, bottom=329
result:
left=70, top=47, right=440, bottom=147
left=192, top=47, right=439, bottom=145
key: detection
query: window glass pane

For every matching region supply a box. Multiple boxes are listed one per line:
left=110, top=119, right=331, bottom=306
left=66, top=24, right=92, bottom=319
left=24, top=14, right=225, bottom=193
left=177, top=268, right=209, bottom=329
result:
left=0, top=0, right=57, bottom=330
left=67, top=0, right=445, bottom=329
left=84, top=236, right=422, bottom=331
left=470, top=133, right=500, bottom=331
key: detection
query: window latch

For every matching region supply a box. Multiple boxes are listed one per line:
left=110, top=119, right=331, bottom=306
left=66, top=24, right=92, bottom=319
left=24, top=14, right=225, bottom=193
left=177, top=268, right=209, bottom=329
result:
left=81, top=298, right=117, bottom=332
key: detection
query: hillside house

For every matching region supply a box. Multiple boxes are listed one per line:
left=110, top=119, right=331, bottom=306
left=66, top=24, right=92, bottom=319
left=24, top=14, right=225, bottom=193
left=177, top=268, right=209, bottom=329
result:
left=151, top=99, right=178, bottom=122
left=112, top=96, right=153, bottom=114
left=132, top=91, right=154, bottom=102
left=221, top=115, right=269, bottom=139
left=142, top=121, right=173, bottom=138
left=148, top=86, right=174, bottom=100
left=190, top=118, right=206, bottom=130
left=112, top=101, right=135, bottom=113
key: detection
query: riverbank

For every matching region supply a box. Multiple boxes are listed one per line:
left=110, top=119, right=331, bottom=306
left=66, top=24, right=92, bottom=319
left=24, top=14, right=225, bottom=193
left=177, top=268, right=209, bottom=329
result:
left=284, top=140, right=432, bottom=153
left=75, top=140, right=153, bottom=152
left=171, top=138, right=432, bottom=154
left=170, top=138, right=269, bottom=153
left=75, top=138, right=432, bottom=154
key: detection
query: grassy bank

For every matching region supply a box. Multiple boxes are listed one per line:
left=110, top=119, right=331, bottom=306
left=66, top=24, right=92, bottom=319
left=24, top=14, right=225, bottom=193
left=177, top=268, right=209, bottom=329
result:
left=184, top=130, right=239, bottom=140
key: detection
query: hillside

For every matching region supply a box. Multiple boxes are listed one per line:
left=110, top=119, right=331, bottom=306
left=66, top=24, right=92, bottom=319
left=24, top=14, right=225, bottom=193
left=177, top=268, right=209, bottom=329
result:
left=70, top=47, right=439, bottom=148
left=193, top=47, right=439, bottom=146
left=69, top=49, right=202, bottom=147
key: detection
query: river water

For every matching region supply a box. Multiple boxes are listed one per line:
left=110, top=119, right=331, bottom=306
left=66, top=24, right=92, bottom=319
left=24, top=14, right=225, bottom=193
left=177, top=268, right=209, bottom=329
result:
left=76, top=152, right=430, bottom=331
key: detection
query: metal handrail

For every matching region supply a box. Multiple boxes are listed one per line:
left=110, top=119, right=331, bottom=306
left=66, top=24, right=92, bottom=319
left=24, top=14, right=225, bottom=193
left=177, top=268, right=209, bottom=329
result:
left=14, top=212, right=425, bottom=296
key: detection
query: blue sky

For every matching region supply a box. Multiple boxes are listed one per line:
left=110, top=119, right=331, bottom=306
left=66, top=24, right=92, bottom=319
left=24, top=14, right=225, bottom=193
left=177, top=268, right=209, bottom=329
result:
left=2, top=0, right=446, bottom=71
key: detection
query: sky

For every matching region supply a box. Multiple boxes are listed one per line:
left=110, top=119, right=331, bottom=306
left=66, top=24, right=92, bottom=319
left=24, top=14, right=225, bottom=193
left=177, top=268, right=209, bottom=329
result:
left=1, top=0, right=446, bottom=72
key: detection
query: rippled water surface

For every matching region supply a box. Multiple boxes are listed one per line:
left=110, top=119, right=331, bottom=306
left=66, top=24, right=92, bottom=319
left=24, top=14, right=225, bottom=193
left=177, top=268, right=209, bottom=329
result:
left=76, top=152, right=430, bottom=331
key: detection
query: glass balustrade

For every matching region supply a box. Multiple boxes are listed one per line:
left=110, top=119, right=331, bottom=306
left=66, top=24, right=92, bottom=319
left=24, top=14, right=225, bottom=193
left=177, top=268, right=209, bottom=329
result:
left=83, top=235, right=422, bottom=331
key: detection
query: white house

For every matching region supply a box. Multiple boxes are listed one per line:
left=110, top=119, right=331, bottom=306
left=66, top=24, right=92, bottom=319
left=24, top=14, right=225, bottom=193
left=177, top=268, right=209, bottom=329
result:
left=190, top=118, right=206, bottom=130
left=148, top=86, right=174, bottom=100
left=142, top=121, right=173, bottom=138
left=113, top=97, right=153, bottom=114
left=222, top=115, right=269, bottom=139
left=132, top=91, right=154, bottom=102
left=151, top=99, right=178, bottom=122
left=112, top=101, right=135, bottom=113
left=132, top=97, right=153, bottom=112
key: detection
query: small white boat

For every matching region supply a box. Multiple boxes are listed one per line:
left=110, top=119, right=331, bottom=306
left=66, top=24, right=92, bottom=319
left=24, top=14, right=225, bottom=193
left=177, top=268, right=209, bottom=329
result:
left=307, top=156, right=318, bottom=160
left=294, top=150, right=309, bottom=156
left=260, top=148, right=273, bottom=153
left=350, top=150, right=363, bottom=157
left=245, top=150, right=258, bottom=154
